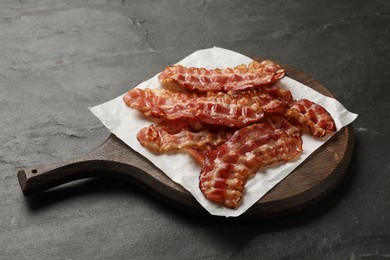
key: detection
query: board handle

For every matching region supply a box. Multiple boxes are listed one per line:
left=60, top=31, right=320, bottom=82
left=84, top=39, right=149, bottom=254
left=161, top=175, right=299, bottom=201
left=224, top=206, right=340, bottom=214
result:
left=17, top=134, right=131, bottom=196
left=17, top=158, right=110, bottom=196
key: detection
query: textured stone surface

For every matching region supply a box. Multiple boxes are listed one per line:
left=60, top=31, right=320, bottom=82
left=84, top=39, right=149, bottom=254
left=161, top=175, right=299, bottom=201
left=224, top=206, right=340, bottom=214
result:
left=1, top=0, right=389, bottom=259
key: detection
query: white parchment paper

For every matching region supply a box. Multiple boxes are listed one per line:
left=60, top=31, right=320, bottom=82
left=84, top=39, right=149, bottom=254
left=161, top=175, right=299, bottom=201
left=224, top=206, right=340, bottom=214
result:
left=89, top=47, right=358, bottom=217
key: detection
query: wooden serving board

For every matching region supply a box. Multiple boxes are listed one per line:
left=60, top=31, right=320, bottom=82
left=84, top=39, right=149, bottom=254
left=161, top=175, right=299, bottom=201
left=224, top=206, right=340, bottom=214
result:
left=17, top=64, right=354, bottom=219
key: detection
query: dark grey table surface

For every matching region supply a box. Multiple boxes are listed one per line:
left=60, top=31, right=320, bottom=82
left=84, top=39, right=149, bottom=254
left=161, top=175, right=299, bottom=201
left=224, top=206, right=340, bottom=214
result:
left=1, top=0, right=389, bottom=259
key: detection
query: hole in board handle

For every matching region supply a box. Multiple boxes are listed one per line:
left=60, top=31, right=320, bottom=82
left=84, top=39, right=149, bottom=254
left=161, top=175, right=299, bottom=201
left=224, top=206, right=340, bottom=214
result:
left=31, top=169, right=37, bottom=174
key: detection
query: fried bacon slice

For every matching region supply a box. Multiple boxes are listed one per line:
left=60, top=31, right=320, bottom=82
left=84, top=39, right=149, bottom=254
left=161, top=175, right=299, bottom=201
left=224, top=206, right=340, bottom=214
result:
left=137, top=120, right=233, bottom=153
left=123, top=88, right=289, bottom=128
left=158, top=60, right=285, bottom=93
left=199, top=123, right=303, bottom=208
left=286, top=99, right=336, bottom=137
left=185, top=115, right=302, bottom=166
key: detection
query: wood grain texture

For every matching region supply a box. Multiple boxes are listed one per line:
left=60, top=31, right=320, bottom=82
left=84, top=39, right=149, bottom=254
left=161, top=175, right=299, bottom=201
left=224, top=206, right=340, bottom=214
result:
left=17, top=64, right=354, bottom=219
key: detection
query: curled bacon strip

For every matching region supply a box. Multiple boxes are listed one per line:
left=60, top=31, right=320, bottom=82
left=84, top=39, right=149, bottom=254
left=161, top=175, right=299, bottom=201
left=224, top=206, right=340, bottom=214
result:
left=124, top=88, right=288, bottom=128
left=137, top=120, right=233, bottom=153
left=199, top=123, right=303, bottom=208
left=286, top=99, right=336, bottom=137
left=158, top=60, right=285, bottom=93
